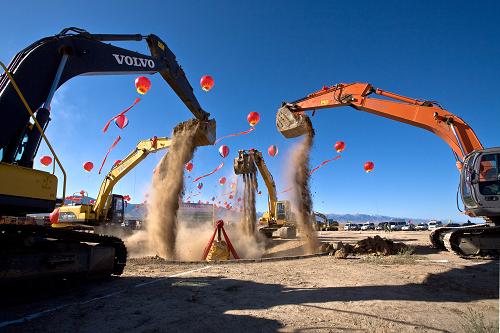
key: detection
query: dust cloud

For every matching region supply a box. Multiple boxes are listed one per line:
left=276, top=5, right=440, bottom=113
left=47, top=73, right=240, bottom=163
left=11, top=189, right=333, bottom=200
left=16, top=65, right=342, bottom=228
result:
left=290, top=120, right=318, bottom=254
left=145, top=126, right=196, bottom=259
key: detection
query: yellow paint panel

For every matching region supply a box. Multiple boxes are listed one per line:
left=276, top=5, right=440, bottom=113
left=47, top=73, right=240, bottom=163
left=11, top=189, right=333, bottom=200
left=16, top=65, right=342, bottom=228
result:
left=0, top=163, right=57, bottom=200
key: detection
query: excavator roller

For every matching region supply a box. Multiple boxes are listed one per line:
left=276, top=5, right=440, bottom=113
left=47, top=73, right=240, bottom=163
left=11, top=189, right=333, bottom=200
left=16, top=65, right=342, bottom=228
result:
left=234, top=150, right=257, bottom=175
left=276, top=106, right=310, bottom=138
left=173, top=118, right=216, bottom=146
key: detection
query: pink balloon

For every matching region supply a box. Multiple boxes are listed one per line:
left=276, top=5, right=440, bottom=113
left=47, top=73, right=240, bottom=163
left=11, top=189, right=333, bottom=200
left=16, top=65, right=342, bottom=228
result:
left=268, top=145, right=278, bottom=157
left=219, top=145, right=230, bottom=158
left=114, top=114, right=129, bottom=129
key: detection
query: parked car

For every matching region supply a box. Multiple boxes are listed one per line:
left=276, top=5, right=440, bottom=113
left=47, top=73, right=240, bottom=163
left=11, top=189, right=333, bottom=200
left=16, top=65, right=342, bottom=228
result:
left=361, top=222, right=375, bottom=231
left=415, top=223, right=428, bottom=231
left=389, top=221, right=406, bottom=231
left=344, top=222, right=359, bottom=231
left=401, top=223, right=415, bottom=231
left=428, top=220, right=443, bottom=230
left=375, top=222, right=389, bottom=231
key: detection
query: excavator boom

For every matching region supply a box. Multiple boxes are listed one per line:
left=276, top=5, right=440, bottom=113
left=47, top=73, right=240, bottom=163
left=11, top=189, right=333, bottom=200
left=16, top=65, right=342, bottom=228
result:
left=277, top=82, right=483, bottom=160
left=234, top=149, right=278, bottom=219
left=0, top=27, right=214, bottom=169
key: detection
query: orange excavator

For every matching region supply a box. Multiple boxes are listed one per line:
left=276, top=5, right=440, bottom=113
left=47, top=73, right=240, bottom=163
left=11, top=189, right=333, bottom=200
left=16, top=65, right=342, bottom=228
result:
left=276, top=82, right=499, bottom=257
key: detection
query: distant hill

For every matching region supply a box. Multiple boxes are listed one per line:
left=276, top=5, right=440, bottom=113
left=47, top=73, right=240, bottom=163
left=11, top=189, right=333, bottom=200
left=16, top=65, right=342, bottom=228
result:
left=323, top=213, right=428, bottom=224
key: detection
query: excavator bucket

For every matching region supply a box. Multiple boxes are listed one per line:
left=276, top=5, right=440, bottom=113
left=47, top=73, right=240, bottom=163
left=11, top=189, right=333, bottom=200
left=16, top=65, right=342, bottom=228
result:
left=276, top=106, right=311, bottom=138
left=233, top=150, right=257, bottom=175
left=173, top=118, right=216, bottom=146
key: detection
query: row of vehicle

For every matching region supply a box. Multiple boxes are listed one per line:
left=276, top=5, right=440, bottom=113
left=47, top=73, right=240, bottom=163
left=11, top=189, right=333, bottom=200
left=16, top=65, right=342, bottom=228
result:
left=343, top=220, right=467, bottom=231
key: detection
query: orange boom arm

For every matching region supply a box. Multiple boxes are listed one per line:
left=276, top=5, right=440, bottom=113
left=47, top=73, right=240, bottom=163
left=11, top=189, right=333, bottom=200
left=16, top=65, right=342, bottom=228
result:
left=281, top=83, right=483, bottom=161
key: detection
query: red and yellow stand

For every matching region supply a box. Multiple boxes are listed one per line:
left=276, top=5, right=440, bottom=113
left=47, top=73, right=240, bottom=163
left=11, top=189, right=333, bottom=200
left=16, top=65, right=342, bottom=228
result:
left=202, top=220, right=239, bottom=261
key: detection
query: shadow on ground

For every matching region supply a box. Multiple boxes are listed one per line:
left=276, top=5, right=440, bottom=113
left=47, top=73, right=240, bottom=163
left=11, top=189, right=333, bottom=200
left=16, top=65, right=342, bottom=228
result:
left=1, top=261, right=498, bottom=332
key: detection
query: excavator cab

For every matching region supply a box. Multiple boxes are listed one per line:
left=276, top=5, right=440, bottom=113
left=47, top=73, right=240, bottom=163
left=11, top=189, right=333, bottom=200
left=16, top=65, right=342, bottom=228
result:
left=461, top=148, right=500, bottom=223
left=276, top=105, right=311, bottom=138
left=106, top=194, right=125, bottom=224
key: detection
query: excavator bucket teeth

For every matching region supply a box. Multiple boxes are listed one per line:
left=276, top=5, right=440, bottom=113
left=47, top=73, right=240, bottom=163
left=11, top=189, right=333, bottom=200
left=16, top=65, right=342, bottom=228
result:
left=233, top=151, right=257, bottom=175
left=173, top=118, right=216, bottom=146
left=276, top=106, right=310, bottom=138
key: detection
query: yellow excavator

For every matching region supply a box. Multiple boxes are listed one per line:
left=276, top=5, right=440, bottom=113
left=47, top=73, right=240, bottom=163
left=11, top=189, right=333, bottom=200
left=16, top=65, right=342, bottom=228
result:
left=233, top=149, right=326, bottom=238
left=0, top=28, right=215, bottom=281
left=54, top=136, right=172, bottom=230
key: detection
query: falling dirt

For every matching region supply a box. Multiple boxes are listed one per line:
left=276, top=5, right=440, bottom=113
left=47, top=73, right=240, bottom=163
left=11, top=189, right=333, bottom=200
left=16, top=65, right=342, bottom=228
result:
left=241, top=173, right=257, bottom=237
left=145, top=123, right=197, bottom=259
left=290, top=119, right=318, bottom=254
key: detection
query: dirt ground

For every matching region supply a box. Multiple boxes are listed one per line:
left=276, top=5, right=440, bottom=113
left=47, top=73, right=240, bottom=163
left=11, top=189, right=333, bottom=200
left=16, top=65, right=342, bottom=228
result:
left=1, top=230, right=498, bottom=332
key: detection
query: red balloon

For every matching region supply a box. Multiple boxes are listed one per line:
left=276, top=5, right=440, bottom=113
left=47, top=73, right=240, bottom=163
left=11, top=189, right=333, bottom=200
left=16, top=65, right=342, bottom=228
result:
left=364, top=161, right=375, bottom=173
left=83, top=161, right=94, bottom=172
left=229, top=194, right=234, bottom=199
left=40, top=155, right=52, bottom=166
left=334, top=141, right=345, bottom=153
left=185, top=162, right=194, bottom=172
left=114, top=114, right=129, bottom=129
left=200, top=75, right=214, bottom=92
left=218, top=145, right=229, bottom=158
left=219, top=176, right=227, bottom=185
left=237, top=197, right=241, bottom=202
left=268, top=145, right=278, bottom=157
left=49, top=208, right=60, bottom=224
left=247, top=111, right=260, bottom=127
left=135, top=76, right=151, bottom=95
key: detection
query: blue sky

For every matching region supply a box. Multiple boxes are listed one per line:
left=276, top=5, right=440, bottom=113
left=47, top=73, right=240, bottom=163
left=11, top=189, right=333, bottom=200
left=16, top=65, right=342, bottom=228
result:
left=1, top=1, right=498, bottom=221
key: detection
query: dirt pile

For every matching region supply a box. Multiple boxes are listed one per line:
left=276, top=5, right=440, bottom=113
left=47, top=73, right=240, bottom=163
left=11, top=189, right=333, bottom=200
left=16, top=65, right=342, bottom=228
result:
left=290, top=119, right=318, bottom=254
left=321, top=236, right=408, bottom=258
left=145, top=122, right=197, bottom=259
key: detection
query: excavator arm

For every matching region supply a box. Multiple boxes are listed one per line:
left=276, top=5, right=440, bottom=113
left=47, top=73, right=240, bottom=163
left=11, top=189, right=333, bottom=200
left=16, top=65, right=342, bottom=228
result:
left=0, top=27, right=213, bottom=167
left=234, top=149, right=278, bottom=219
left=277, top=82, right=483, bottom=161
left=93, top=136, right=171, bottom=220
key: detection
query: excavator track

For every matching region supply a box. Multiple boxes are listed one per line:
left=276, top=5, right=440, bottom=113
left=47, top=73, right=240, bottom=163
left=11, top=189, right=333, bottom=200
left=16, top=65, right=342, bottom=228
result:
left=0, top=224, right=127, bottom=281
left=430, top=225, right=500, bottom=258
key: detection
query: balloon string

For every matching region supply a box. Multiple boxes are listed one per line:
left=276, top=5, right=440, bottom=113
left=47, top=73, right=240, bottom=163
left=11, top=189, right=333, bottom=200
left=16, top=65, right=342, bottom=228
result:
left=214, top=127, right=254, bottom=145
left=103, top=98, right=141, bottom=133
left=309, top=155, right=341, bottom=175
left=193, top=162, right=224, bottom=182
left=280, top=187, right=292, bottom=194
left=98, top=136, right=121, bottom=174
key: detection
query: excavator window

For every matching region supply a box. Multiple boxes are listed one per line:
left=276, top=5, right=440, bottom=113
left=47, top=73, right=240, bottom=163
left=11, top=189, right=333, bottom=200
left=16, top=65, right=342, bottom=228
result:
left=461, top=155, right=478, bottom=208
left=276, top=202, right=286, bottom=220
left=479, top=154, right=500, bottom=195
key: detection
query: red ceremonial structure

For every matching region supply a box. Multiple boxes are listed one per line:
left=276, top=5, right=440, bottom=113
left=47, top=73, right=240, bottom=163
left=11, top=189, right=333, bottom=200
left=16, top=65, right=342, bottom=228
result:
left=201, top=220, right=239, bottom=261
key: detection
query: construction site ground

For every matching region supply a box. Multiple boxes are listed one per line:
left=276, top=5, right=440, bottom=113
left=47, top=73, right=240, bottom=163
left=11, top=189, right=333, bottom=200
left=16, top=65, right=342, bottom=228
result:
left=1, top=230, right=498, bottom=332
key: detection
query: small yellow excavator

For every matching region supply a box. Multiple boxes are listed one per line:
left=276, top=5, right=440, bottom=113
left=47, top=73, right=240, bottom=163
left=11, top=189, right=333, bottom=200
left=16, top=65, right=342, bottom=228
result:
left=233, top=149, right=326, bottom=238
left=55, top=136, right=171, bottom=230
